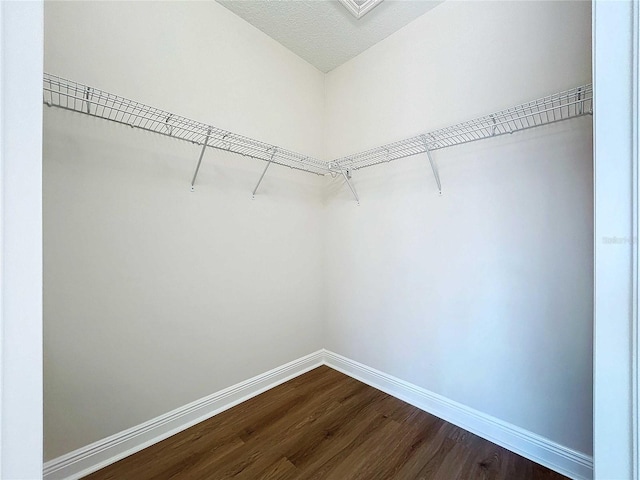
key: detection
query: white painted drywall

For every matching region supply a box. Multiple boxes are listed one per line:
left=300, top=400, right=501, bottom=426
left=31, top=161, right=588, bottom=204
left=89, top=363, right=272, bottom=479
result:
left=593, top=1, right=638, bottom=477
left=0, top=1, right=44, bottom=478
left=43, top=1, right=325, bottom=460
left=323, top=0, right=593, bottom=457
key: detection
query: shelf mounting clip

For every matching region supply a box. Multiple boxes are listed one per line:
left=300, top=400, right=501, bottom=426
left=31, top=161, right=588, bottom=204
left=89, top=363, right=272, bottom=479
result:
left=421, top=135, right=442, bottom=196
left=252, top=148, right=277, bottom=199
left=190, top=127, right=212, bottom=192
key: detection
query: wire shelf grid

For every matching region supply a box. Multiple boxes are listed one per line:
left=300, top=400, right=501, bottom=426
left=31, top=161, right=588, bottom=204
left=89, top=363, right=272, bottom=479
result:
left=44, top=73, right=593, bottom=183
left=43, top=73, right=329, bottom=176
left=331, top=84, right=593, bottom=171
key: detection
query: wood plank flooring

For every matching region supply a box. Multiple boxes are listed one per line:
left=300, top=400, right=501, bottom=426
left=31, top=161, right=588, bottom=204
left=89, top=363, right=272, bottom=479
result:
left=83, top=366, right=568, bottom=480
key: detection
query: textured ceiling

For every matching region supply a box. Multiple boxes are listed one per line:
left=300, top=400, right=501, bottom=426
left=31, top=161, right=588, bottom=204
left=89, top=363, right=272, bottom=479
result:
left=216, top=0, right=443, bottom=73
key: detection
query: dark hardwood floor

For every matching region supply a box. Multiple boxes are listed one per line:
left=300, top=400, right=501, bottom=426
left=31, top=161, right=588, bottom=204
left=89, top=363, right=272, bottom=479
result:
left=84, top=366, right=568, bottom=480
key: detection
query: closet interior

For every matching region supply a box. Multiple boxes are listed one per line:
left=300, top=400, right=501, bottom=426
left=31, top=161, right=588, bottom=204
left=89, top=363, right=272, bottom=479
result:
left=42, top=1, right=594, bottom=479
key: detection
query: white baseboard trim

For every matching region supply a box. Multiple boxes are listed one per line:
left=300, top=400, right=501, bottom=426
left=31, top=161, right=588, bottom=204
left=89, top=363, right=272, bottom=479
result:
left=323, top=349, right=593, bottom=480
left=44, top=349, right=593, bottom=480
left=43, top=350, right=324, bottom=480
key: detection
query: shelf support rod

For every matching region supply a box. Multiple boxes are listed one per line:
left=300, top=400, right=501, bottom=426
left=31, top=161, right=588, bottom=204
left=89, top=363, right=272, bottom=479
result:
left=252, top=148, right=277, bottom=199
left=190, top=127, right=212, bottom=192
left=421, top=136, right=442, bottom=196
left=341, top=170, right=360, bottom=205
left=85, top=87, right=92, bottom=114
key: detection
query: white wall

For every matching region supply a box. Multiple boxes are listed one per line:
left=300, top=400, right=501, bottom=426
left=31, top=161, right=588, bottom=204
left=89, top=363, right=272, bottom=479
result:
left=43, top=1, right=325, bottom=460
left=1, top=1, right=44, bottom=478
left=593, top=1, right=638, bottom=477
left=324, top=0, right=593, bottom=457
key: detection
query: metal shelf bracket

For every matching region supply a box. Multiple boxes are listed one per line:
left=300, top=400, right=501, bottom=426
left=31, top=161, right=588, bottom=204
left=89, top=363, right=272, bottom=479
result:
left=85, top=87, right=92, bottom=114
left=190, top=127, right=212, bottom=192
left=421, top=135, right=442, bottom=196
left=342, top=169, right=360, bottom=205
left=252, top=148, right=277, bottom=199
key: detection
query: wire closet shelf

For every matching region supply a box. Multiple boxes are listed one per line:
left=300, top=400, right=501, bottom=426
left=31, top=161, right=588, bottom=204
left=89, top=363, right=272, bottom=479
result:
left=43, top=73, right=593, bottom=195
left=43, top=73, right=329, bottom=176
left=330, top=84, right=593, bottom=172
